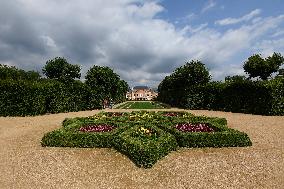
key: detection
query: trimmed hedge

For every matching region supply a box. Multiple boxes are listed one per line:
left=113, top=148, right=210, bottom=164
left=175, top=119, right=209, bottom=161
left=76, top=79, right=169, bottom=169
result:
left=112, top=124, right=178, bottom=168
left=42, top=120, right=127, bottom=148
left=42, top=111, right=252, bottom=168
left=159, top=78, right=284, bottom=115
left=160, top=119, right=251, bottom=148
left=0, top=79, right=101, bottom=116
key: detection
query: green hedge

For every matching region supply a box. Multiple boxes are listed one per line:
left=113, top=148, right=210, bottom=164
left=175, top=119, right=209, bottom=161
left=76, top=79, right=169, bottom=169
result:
left=112, top=124, right=178, bottom=168
left=42, top=120, right=127, bottom=148
left=0, top=80, right=46, bottom=116
left=160, top=78, right=284, bottom=115
left=159, top=118, right=252, bottom=148
left=42, top=111, right=252, bottom=168
left=0, top=79, right=101, bottom=116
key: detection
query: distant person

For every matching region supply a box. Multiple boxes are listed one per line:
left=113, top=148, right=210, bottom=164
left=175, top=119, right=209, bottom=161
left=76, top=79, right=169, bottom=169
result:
left=110, top=98, right=113, bottom=109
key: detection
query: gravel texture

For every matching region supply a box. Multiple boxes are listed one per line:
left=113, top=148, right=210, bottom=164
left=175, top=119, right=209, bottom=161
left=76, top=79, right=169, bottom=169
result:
left=0, top=109, right=283, bottom=189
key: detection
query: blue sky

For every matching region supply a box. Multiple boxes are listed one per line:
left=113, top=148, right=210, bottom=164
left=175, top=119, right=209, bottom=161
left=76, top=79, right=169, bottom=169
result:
left=0, top=0, right=283, bottom=87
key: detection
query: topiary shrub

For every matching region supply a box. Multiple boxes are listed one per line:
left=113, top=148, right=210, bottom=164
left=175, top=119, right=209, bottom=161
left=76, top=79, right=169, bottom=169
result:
left=159, top=117, right=251, bottom=148
left=112, top=124, right=178, bottom=168
left=42, top=119, right=127, bottom=148
left=42, top=111, right=252, bottom=168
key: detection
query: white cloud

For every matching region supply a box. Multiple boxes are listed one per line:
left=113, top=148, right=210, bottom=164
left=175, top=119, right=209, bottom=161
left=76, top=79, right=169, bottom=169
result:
left=201, top=0, right=216, bottom=13
left=0, top=0, right=283, bottom=87
left=215, top=9, right=261, bottom=25
left=254, top=37, right=284, bottom=57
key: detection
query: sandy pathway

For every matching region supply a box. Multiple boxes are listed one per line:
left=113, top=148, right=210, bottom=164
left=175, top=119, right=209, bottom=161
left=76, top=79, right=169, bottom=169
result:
left=0, top=109, right=283, bottom=189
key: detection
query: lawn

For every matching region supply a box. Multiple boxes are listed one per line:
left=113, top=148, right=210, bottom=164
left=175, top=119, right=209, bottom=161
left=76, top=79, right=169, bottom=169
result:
left=115, top=101, right=168, bottom=109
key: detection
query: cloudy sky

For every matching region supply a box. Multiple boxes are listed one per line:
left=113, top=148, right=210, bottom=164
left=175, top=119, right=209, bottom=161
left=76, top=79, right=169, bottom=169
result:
left=0, top=0, right=283, bottom=87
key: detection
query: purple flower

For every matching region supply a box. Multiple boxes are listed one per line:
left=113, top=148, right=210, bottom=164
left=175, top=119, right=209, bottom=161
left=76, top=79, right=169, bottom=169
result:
left=175, top=123, right=215, bottom=132
left=79, top=124, right=115, bottom=132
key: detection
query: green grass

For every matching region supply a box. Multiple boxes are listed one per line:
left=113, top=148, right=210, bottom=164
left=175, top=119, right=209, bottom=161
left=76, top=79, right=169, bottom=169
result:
left=115, top=101, right=167, bottom=109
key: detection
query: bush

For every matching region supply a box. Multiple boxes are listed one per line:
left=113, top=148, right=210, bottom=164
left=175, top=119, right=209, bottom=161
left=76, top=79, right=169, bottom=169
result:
left=159, top=117, right=251, bottom=148
left=0, top=80, right=46, bottom=116
left=0, top=79, right=101, bottom=116
left=42, top=111, right=252, bottom=168
left=42, top=120, right=127, bottom=148
left=112, top=124, right=178, bottom=168
left=265, top=77, right=284, bottom=115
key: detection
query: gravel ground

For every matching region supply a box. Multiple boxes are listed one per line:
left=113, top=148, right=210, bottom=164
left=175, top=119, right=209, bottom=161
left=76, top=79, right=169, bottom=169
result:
left=0, top=109, right=283, bottom=189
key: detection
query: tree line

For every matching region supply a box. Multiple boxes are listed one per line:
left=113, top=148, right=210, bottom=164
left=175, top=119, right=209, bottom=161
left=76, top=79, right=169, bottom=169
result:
left=157, top=53, right=284, bottom=115
left=0, top=57, right=129, bottom=116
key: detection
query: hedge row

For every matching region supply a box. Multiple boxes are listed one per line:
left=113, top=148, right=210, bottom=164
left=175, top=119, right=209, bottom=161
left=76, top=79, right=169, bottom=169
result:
left=0, top=79, right=101, bottom=116
left=159, top=78, right=284, bottom=115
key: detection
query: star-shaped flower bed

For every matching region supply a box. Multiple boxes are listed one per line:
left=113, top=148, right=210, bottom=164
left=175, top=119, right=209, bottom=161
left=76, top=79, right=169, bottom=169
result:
left=42, top=111, right=252, bottom=168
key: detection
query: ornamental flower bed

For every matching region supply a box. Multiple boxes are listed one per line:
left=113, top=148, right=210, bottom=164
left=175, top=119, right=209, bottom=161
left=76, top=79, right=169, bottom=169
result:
left=79, top=124, right=115, bottom=132
left=175, top=123, right=215, bottom=132
left=106, top=112, right=124, bottom=117
left=132, top=126, right=159, bottom=140
left=163, top=112, right=179, bottom=117
left=113, top=124, right=178, bottom=168
left=42, top=110, right=252, bottom=168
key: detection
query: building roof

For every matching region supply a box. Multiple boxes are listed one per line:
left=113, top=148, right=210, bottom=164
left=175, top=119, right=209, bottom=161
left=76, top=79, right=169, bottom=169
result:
left=133, top=86, right=149, bottom=90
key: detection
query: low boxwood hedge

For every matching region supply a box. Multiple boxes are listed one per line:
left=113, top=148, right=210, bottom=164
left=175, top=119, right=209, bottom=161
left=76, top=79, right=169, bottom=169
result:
left=42, top=119, right=128, bottom=148
left=112, top=124, right=178, bottom=168
left=159, top=118, right=251, bottom=148
left=42, top=111, right=252, bottom=168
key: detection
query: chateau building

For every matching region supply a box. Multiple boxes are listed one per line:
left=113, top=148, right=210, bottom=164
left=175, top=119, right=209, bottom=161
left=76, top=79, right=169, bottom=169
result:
left=126, top=86, right=158, bottom=101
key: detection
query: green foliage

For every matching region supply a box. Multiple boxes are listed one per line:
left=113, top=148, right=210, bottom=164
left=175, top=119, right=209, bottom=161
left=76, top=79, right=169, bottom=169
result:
left=42, top=57, right=81, bottom=82
left=265, top=77, right=284, bottom=115
left=113, top=124, right=178, bottom=168
left=0, top=79, right=96, bottom=116
left=42, top=111, right=251, bottom=168
left=115, top=101, right=166, bottom=109
left=243, top=53, right=284, bottom=80
left=0, top=64, right=41, bottom=81
left=85, top=65, right=128, bottom=104
left=158, top=55, right=284, bottom=115
left=42, top=120, right=126, bottom=148
left=0, top=62, right=129, bottom=116
left=158, top=60, right=210, bottom=106
left=160, top=118, right=251, bottom=148
left=0, top=80, right=46, bottom=116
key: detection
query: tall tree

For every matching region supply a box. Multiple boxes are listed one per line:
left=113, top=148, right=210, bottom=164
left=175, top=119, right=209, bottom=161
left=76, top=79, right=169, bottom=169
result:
left=157, top=60, right=211, bottom=106
left=85, top=65, right=128, bottom=103
left=243, top=53, right=284, bottom=80
left=42, top=57, right=81, bottom=82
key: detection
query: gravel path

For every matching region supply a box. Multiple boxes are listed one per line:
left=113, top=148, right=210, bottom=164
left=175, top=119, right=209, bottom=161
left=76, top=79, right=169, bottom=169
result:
left=0, top=109, right=283, bottom=189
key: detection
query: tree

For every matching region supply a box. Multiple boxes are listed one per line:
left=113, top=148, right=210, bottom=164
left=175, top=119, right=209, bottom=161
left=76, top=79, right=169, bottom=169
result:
left=243, top=53, right=284, bottom=80
left=42, top=57, right=81, bottom=82
left=0, top=64, right=41, bottom=81
left=172, top=60, right=211, bottom=87
left=85, top=65, right=128, bottom=103
left=277, top=68, right=284, bottom=78
left=225, top=75, right=247, bottom=83
left=157, top=60, right=211, bottom=106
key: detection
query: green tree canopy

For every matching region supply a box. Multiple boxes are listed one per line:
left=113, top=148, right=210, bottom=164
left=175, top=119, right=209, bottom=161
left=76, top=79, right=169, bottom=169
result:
left=85, top=65, right=128, bottom=102
left=0, top=64, right=41, bottom=81
left=171, top=60, right=211, bottom=87
left=225, top=75, right=247, bottom=83
left=42, top=57, right=81, bottom=82
left=157, top=60, right=211, bottom=105
left=243, top=52, right=284, bottom=80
